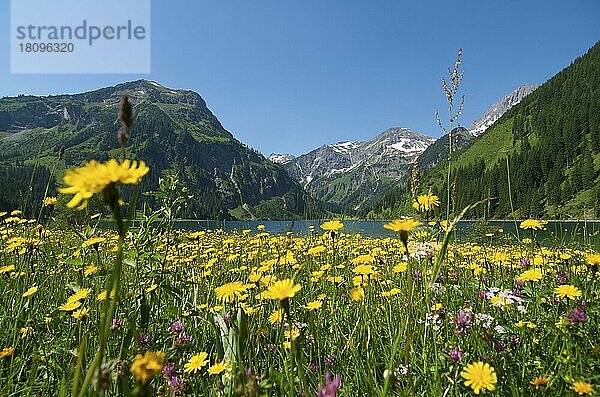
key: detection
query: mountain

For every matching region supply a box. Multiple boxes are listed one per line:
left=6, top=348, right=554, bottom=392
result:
left=282, top=128, right=434, bottom=211
left=416, top=127, right=474, bottom=171
left=417, top=41, right=600, bottom=219
left=468, top=83, right=540, bottom=136
left=0, top=80, right=323, bottom=220
left=415, top=84, right=539, bottom=172
left=268, top=153, right=296, bottom=165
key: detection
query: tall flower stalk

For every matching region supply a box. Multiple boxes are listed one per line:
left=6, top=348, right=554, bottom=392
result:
left=57, top=96, right=149, bottom=395
left=436, top=49, right=465, bottom=220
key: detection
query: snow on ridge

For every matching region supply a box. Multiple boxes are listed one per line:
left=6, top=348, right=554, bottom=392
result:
left=390, top=138, right=429, bottom=154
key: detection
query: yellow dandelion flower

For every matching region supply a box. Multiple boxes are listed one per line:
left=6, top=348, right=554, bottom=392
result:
left=412, top=194, right=440, bottom=212
left=43, top=197, right=58, bottom=206
left=22, top=286, right=38, bottom=298
left=269, top=309, right=284, bottom=324
left=530, top=376, right=550, bottom=389
left=572, top=381, right=593, bottom=395
left=320, top=220, right=344, bottom=232
left=554, top=284, right=582, bottom=300
left=59, top=300, right=82, bottom=311
left=183, top=352, right=209, bottom=374
left=305, top=300, right=323, bottom=311
left=72, top=307, right=90, bottom=320
left=393, top=262, right=408, bottom=273
left=516, top=268, right=542, bottom=282
left=0, top=347, right=15, bottom=359
left=384, top=218, right=421, bottom=233
left=130, top=351, right=165, bottom=384
left=59, top=159, right=149, bottom=210
left=349, top=287, right=365, bottom=302
left=263, top=279, right=301, bottom=301
left=519, top=219, right=547, bottom=230
left=461, top=361, right=497, bottom=394
left=208, top=360, right=231, bottom=375
left=81, top=236, right=106, bottom=248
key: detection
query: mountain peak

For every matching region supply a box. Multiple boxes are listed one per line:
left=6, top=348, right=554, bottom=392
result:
left=268, top=153, right=296, bottom=165
left=468, top=83, right=540, bottom=136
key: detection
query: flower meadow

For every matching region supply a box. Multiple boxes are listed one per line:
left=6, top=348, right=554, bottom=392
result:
left=0, top=100, right=598, bottom=396
left=1, top=208, right=599, bottom=396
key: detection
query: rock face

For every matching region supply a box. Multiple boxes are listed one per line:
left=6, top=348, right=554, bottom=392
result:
left=282, top=127, right=434, bottom=211
left=468, top=84, right=540, bottom=136
left=0, top=80, right=315, bottom=219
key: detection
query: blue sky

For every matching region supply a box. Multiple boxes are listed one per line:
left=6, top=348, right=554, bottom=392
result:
left=1, top=1, right=599, bottom=155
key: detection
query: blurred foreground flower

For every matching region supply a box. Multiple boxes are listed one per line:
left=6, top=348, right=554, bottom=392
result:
left=59, top=159, right=149, bottom=210
left=130, top=351, right=165, bottom=384
left=264, top=279, right=301, bottom=301
left=318, top=370, right=342, bottom=397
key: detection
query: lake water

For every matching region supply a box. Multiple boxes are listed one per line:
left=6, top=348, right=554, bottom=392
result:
left=168, top=219, right=600, bottom=245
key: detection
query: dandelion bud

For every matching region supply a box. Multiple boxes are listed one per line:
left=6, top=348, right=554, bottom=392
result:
left=118, top=95, right=133, bottom=148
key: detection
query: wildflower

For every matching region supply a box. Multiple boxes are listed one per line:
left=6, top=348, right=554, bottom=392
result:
left=567, top=307, right=587, bottom=326
left=393, top=262, right=408, bottom=273
left=318, top=370, right=342, bottom=397
left=352, top=264, right=376, bottom=276
left=0, top=347, right=14, bottom=359
left=22, top=286, right=38, bottom=297
left=138, top=333, right=149, bottom=345
left=530, top=376, right=550, bottom=390
left=305, top=300, right=323, bottom=311
left=67, top=288, right=92, bottom=303
left=516, top=268, right=542, bottom=282
left=324, top=354, right=336, bottom=367
left=59, top=159, right=149, bottom=209
left=269, top=309, right=284, bottom=324
left=351, top=254, right=374, bottom=264
left=43, top=197, right=58, bottom=206
left=384, top=218, right=421, bottom=244
left=170, top=321, right=185, bottom=333
left=412, top=194, right=440, bottom=212
left=215, top=281, right=250, bottom=302
left=174, top=332, right=194, bottom=346
left=320, top=220, right=344, bottom=233
left=454, top=310, right=473, bottom=335
left=449, top=348, right=463, bottom=364
left=572, top=381, right=593, bottom=395
left=72, top=307, right=90, bottom=320
left=81, top=236, right=105, bottom=248
left=263, top=279, right=301, bottom=301
left=585, top=253, right=600, bottom=266
left=349, top=287, right=364, bottom=302
left=519, top=219, right=547, bottom=230
left=308, top=246, right=327, bottom=255
left=461, top=361, right=498, bottom=394
left=59, top=301, right=82, bottom=311
left=183, top=352, right=209, bottom=373
left=130, top=351, right=165, bottom=384
left=111, top=318, right=124, bottom=330
left=554, top=284, right=582, bottom=300
left=20, top=327, right=32, bottom=339
left=207, top=360, right=230, bottom=375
